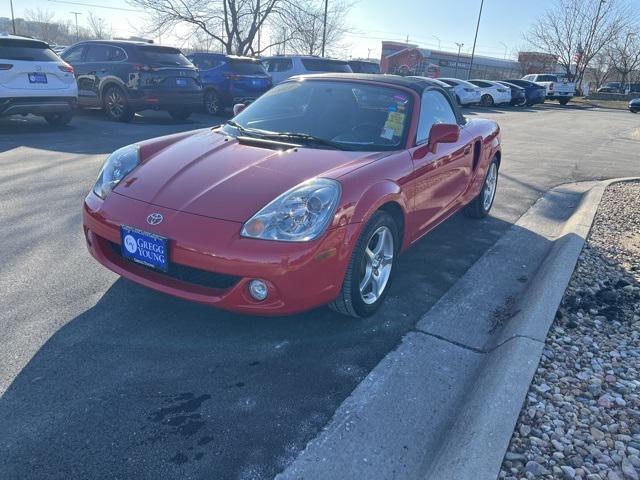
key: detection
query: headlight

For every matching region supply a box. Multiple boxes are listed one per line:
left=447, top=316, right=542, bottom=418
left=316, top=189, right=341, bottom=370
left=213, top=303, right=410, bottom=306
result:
left=93, top=144, right=140, bottom=199
left=241, top=178, right=341, bottom=242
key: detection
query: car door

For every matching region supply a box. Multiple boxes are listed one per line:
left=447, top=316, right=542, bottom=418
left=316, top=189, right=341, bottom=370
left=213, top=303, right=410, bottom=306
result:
left=61, top=45, right=89, bottom=104
left=81, top=44, right=111, bottom=105
left=408, top=89, right=474, bottom=237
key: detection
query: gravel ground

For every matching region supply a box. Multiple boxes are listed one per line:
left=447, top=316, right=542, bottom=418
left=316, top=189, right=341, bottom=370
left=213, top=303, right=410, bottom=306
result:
left=500, top=181, right=640, bottom=480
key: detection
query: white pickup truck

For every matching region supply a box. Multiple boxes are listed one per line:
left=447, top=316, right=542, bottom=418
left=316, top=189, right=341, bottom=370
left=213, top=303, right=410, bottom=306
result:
left=522, top=74, right=575, bottom=105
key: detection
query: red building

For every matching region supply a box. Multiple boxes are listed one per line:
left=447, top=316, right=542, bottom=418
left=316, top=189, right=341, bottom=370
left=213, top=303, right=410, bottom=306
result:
left=380, top=41, right=440, bottom=77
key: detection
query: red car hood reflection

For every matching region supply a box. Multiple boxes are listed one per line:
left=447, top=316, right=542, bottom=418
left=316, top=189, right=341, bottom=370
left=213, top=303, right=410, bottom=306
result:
left=115, top=130, right=386, bottom=223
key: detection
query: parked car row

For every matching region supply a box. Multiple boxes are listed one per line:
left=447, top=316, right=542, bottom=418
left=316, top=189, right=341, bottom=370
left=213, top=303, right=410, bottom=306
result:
left=435, top=77, right=547, bottom=108
left=1, top=33, right=603, bottom=128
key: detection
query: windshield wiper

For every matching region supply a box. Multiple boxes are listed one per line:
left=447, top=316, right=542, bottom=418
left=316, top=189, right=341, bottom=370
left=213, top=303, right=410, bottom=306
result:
left=258, top=132, right=350, bottom=150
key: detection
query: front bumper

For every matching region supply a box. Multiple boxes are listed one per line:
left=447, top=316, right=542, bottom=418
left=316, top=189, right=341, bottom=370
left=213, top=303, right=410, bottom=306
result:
left=0, top=96, right=77, bottom=116
left=83, top=191, right=358, bottom=315
left=127, top=89, right=204, bottom=111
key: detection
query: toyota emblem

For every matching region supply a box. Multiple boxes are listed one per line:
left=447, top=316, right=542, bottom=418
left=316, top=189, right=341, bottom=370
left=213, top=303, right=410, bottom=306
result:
left=146, top=213, right=163, bottom=225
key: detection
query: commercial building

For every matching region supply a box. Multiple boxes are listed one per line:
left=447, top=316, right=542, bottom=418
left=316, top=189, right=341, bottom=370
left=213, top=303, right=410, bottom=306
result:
left=380, top=41, right=522, bottom=80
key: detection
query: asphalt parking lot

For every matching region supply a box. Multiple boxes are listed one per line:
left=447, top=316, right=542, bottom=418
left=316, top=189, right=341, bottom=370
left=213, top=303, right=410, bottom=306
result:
left=1, top=104, right=638, bottom=480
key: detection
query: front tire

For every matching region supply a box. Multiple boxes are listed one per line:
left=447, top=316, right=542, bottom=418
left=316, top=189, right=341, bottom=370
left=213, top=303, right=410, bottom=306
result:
left=44, top=111, right=72, bottom=126
left=329, top=211, right=398, bottom=318
left=103, top=86, right=134, bottom=122
left=463, top=157, right=499, bottom=219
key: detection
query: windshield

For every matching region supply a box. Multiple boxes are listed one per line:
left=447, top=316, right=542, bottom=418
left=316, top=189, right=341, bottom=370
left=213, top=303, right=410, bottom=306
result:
left=222, top=80, right=413, bottom=151
left=0, top=39, right=59, bottom=61
left=137, top=46, right=192, bottom=67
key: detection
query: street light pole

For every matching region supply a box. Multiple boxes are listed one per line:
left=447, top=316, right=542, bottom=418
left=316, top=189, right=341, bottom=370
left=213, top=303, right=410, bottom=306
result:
left=71, top=11, right=82, bottom=42
left=9, top=0, right=16, bottom=34
left=467, top=0, right=484, bottom=79
left=454, top=42, right=464, bottom=78
left=321, top=0, right=328, bottom=57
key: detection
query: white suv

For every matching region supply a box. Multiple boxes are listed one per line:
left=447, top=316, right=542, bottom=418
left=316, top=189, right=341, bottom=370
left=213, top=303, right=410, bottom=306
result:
left=261, top=56, right=352, bottom=85
left=0, top=34, right=78, bottom=126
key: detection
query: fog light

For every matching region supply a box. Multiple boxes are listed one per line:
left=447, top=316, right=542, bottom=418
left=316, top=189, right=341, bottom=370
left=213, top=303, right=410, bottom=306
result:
left=249, top=279, right=268, bottom=301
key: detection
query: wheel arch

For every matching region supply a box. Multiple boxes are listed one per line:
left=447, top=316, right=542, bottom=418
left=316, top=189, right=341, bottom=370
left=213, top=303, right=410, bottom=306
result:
left=99, top=79, right=128, bottom=103
left=345, top=180, right=410, bottom=251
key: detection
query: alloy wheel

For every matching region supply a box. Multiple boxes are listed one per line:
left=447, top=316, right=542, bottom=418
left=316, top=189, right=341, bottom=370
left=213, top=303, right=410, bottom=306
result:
left=359, top=226, right=394, bottom=305
left=106, top=89, right=125, bottom=118
left=483, top=162, right=498, bottom=211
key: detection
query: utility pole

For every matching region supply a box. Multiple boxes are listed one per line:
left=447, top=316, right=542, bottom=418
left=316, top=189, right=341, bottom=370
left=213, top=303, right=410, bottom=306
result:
left=70, top=11, right=82, bottom=42
left=321, top=0, right=328, bottom=57
left=454, top=42, right=464, bottom=77
left=367, top=48, right=372, bottom=60
left=432, top=35, right=441, bottom=50
left=9, top=0, right=16, bottom=34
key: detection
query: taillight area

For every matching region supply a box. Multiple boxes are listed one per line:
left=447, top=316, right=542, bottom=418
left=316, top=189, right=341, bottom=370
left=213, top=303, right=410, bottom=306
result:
left=58, top=63, right=74, bottom=73
left=0, top=64, right=13, bottom=70
left=548, top=83, right=554, bottom=91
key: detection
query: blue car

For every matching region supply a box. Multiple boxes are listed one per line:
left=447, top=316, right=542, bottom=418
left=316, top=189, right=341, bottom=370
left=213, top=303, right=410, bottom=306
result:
left=500, top=78, right=546, bottom=106
left=187, top=53, right=272, bottom=115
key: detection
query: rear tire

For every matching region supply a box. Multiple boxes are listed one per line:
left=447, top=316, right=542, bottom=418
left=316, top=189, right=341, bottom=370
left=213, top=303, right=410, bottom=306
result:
left=480, top=94, right=494, bottom=107
left=329, top=211, right=398, bottom=318
left=204, top=90, right=224, bottom=115
left=558, top=98, right=570, bottom=105
left=44, top=111, right=72, bottom=126
left=103, top=85, right=134, bottom=122
left=463, top=157, right=499, bottom=219
left=168, top=109, right=192, bottom=121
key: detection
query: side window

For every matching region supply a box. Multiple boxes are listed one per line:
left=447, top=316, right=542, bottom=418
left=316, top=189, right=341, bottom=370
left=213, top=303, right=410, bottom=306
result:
left=416, top=90, right=458, bottom=145
left=62, top=45, right=84, bottom=62
left=109, top=47, right=126, bottom=61
left=276, top=59, right=293, bottom=72
left=523, top=75, right=533, bottom=81
left=85, top=44, right=110, bottom=62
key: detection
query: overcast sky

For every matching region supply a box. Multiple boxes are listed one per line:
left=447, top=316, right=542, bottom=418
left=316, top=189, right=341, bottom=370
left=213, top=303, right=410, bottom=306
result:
left=3, top=0, right=557, bottom=59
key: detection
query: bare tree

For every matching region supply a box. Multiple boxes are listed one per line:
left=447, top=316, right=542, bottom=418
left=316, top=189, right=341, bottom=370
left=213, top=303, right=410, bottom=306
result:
left=273, top=0, right=352, bottom=57
left=527, top=0, right=632, bottom=86
left=127, top=0, right=286, bottom=55
left=608, top=30, right=640, bottom=91
left=87, top=12, right=113, bottom=40
left=587, top=50, right=614, bottom=90
left=24, top=8, right=57, bottom=43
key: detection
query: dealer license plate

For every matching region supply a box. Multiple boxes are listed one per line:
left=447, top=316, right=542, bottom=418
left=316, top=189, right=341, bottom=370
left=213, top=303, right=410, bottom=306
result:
left=28, top=73, right=47, bottom=84
left=120, top=225, right=169, bottom=272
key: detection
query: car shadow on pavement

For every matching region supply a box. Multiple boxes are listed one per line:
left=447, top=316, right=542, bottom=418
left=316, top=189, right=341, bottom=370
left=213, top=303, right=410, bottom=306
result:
left=0, top=208, right=559, bottom=480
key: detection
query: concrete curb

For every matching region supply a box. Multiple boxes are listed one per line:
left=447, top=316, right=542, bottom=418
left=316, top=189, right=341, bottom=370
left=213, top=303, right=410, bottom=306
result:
left=277, top=178, right=639, bottom=480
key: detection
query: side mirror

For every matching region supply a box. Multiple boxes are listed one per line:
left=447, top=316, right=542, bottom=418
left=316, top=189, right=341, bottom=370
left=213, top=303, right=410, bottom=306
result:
left=412, top=123, right=460, bottom=160
left=429, top=123, right=459, bottom=147
left=233, top=103, right=246, bottom=116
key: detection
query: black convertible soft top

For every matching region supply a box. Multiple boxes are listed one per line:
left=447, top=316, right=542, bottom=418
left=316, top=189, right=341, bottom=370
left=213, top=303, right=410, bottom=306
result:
left=295, top=73, right=467, bottom=125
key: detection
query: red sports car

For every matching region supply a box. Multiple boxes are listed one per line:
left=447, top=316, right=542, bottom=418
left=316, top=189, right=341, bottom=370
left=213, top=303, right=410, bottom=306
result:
left=83, top=74, right=501, bottom=317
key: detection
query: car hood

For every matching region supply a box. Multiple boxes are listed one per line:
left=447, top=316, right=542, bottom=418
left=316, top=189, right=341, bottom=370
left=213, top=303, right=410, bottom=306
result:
left=114, top=129, right=387, bottom=222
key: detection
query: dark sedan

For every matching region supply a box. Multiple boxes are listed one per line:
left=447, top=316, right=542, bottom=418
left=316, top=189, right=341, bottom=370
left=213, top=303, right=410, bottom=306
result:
left=62, top=40, right=203, bottom=122
left=497, top=81, right=527, bottom=107
left=629, top=98, right=640, bottom=113
left=500, top=78, right=546, bottom=106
